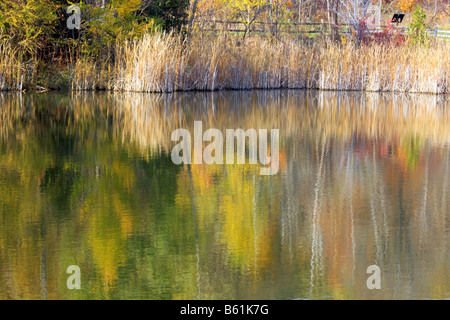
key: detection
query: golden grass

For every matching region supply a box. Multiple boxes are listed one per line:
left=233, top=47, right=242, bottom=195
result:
left=69, top=57, right=114, bottom=91
left=1, top=34, right=449, bottom=94
left=111, top=33, right=450, bottom=94
left=0, top=42, right=24, bottom=91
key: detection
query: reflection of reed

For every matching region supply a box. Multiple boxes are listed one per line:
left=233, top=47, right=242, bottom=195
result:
left=107, top=91, right=450, bottom=150
left=2, top=91, right=449, bottom=153
left=309, top=136, right=327, bottom=295
left=315, top=92, right=450, bottom=145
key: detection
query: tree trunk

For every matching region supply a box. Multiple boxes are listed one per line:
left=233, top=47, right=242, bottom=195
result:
left=187, top=0, right=200, bottom=42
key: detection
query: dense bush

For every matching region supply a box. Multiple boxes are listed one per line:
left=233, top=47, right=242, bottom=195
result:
left=0, top=0, right=189, bottom=61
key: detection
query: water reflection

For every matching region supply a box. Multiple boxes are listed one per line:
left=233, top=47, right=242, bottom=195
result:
left=0, top=91, right=448, bottom=299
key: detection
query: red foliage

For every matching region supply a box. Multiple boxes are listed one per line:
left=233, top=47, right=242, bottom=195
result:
left=353, top=19, right=406, bottom=47
left=372, top=21, right=406, bottom=46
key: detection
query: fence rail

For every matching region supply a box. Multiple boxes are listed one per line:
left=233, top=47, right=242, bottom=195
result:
left=194, top=20, right=342, bottom=36
left=429, top=27, right=450, bottom=38
left=194, top=20, right=450, bottom=39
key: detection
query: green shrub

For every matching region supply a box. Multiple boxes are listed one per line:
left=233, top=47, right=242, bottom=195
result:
left=407, top=6, right=429, bottom=46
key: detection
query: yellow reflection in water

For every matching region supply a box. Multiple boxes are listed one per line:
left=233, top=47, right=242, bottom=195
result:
left=0, top=91, right=448, bottom=299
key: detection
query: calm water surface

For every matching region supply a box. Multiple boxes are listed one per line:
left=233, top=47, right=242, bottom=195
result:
left=0, top=91, right=449, bottom=299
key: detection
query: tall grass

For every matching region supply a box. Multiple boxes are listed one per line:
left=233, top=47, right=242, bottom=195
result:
left=69, top=58, right=107, bottom=91
left=0, top=41, right=24, bottom=91
left=2, top=34, right=449, bottom=94
left=110, top=33, right=450, bottom=94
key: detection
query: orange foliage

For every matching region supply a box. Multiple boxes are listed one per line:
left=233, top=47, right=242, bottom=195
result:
left=397, top=0, right=418, bottom=12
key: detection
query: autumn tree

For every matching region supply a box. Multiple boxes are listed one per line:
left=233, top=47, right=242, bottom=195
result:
left=220, top=0, right=269, bottom=40
left=267, top=0, right=295, bottom=37
left=0, top=0, right=58, bottom=55
left=397, top=0, right=419, bottom=11
left=336, top=0, right=374, bottom=48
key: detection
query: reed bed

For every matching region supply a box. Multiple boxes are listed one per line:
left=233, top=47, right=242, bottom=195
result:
left=111, top=33, right=450, bottom=94
left=1, top=34, right=449, bottom=94
left=0, top=42, right=24, bottom=91
left=69, top=57, right=114, bottom=91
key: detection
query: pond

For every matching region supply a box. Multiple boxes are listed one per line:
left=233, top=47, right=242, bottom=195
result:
left=0, top=91, right=449, bottom=299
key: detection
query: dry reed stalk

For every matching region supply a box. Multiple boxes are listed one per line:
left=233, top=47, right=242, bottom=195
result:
left=3, top=33, right=448, bottom=94
left=0, top=41, right=24, bottom=91
left=108, top=34, right=449, bottom=94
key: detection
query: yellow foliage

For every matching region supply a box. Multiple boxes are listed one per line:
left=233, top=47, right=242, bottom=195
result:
left=397, top=0, right=417, bottom=12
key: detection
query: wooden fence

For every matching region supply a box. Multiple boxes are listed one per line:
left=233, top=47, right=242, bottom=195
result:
left=429, top=27, right=450, bottom=38
left=194, top=20, right=334, bottom=36
left=194, top=20, right=450, bottom=39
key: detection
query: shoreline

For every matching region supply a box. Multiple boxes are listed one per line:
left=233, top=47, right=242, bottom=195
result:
left=2, top=87, right=449, bottom=96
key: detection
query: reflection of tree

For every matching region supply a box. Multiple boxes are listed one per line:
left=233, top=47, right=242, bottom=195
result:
left=0, top=91, right=449, bottom=299
left=309, top=135, right=326, bottom=297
